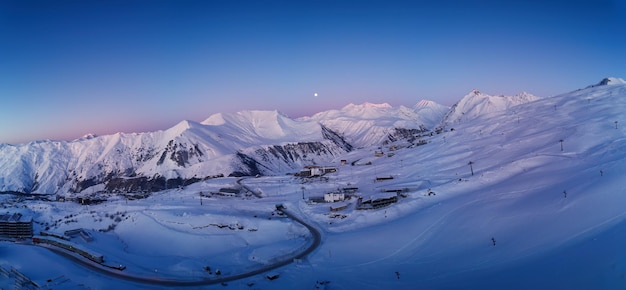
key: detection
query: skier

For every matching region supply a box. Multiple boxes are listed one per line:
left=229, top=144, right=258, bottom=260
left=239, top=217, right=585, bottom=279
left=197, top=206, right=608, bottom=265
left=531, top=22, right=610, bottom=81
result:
left=395, top=271, right=400, bottom=279
left=491, top=237, right=496, bottom=246
left=563, top=190, right=567, bottom=198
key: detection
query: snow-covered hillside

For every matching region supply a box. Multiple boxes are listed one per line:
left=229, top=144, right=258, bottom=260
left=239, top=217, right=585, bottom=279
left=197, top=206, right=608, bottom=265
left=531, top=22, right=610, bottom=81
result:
left=2, top=78, right=626, bottom=289
left=302, top=101, right=449, bottom=147
left=414, top=99, right=450, bottom=127
left=442, top=89, right=540, bottom=125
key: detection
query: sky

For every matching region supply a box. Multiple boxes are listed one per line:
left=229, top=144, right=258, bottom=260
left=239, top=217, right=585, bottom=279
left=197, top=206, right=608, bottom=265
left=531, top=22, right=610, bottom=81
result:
left=1, top=0, right=625, bottom=144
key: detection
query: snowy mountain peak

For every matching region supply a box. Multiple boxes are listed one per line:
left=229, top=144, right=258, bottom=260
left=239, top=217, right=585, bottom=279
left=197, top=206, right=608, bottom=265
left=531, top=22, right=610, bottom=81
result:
left=584, top=77, right=626, bottom=89
left=202, top=110, right=289, bottom=126
left=77, top=133, right=98, bottom=140
left=337, top=102, right=394, bottom=118
left=342, top=102, right=392, bottom=110
left=236, top=109, right=288, bottom=120
left=174, top=120, right=192, bottom=130
left=364, top=102, right=392, bottom=108
left=201, top=113, right=226, bottom=126
left=414, top=100, right=439, bottom=109
left=202, top=109, right=314, bottom=141
left=597, top=77, right=626, bottom=86
left=165, top=120, right=195, bottom=136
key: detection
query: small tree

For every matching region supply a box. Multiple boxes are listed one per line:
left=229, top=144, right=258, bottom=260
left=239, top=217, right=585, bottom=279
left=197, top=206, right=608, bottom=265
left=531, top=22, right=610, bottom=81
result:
left=468, top=161, right=474, bottom=176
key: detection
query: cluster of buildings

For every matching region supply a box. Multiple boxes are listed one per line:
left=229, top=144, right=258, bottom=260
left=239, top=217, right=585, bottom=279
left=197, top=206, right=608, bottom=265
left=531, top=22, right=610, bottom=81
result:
left=298, top=162, right=403, bottom=211
left=319, top=189, right=400, bottom=210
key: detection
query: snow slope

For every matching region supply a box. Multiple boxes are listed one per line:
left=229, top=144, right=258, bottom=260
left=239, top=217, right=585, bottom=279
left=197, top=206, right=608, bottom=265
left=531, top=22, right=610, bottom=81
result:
left=414, top=99, right=450, bottom=127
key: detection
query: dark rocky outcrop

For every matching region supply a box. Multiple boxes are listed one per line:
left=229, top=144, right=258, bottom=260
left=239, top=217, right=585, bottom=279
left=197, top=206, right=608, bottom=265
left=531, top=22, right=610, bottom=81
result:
left=157, top=140, right=204, bottom=167
left=321, top=124, right=353, bottom=152
left=384, top=127, right=429, bottom=144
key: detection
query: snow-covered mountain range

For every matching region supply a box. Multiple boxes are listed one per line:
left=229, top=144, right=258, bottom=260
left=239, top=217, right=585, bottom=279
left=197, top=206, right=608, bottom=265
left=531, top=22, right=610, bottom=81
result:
left=0, top=99, right=448, bottom=194
left=0, top=78, right=620, bottom=196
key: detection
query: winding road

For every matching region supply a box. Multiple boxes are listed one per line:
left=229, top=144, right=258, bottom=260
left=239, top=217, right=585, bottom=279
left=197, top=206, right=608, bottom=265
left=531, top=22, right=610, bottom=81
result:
left=36, top=206, right=321, bottom=286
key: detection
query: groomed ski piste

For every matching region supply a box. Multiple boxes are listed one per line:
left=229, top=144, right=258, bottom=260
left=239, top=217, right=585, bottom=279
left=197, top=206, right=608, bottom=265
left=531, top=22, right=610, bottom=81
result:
left=2, top=78, right=626, bottom=289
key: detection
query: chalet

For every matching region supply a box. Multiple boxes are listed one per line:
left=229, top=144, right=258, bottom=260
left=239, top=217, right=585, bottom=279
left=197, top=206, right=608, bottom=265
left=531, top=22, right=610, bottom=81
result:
left=64, top=228, right=83, bottom=237
left=0, top=213, right=33, bottom=239
left=76, top=197, right=106, bottom=205
left=374, top=151, right=384, bottom=157
left=342, top=187, right=359, bottom=194
left=216, top=186, right=242, bottom=197
left=375, top=176, right=394, bottom=182
left=340, top=160, right=347, bottom=165
left=357, top=192, right=398, bottom=210
left=324, top=192, right=345, bottom=203
left=382, top=188, right=409, bottom=193
left=308, top=196, right=325, bottom=203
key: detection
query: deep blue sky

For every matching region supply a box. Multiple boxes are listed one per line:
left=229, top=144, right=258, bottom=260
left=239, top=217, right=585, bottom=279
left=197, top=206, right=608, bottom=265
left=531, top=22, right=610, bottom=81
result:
left=1, top=0, right=625, bottom=144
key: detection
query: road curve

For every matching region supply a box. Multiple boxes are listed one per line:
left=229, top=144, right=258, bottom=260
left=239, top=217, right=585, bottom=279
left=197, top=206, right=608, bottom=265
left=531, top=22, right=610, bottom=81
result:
left=37, top=206, right=322, bottom=286
left=279, top=208, right=322, bottom=260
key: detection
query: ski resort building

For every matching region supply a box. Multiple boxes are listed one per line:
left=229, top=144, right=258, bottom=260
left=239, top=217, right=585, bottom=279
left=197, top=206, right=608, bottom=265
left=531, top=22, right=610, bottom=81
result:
left=324, top=192, right=345, bottom=203
left=299, top=166, right=337, bottom=177
left=357, top=192, right=398, bottom=210
left=0, top=213, right=33, bottom=239
left=375, top=176, right=394, bottom=182
left=215, top=186, right=242, bottom=197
